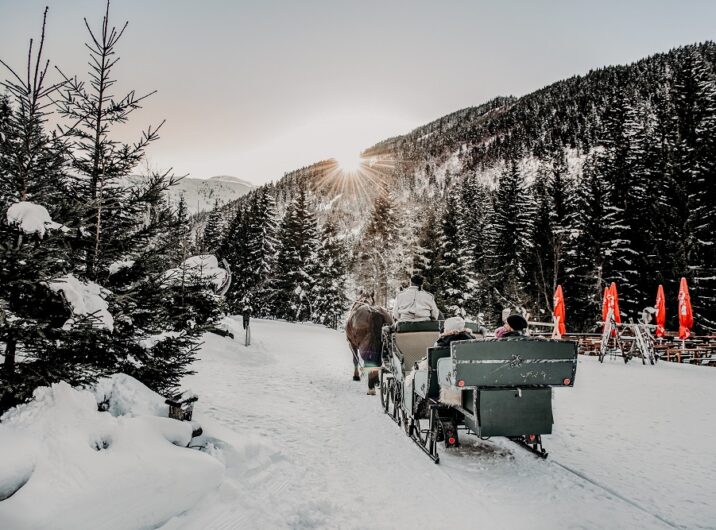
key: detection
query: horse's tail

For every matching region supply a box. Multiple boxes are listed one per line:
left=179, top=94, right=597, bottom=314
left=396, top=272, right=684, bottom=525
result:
left=370, top=308, right=389, bottom=356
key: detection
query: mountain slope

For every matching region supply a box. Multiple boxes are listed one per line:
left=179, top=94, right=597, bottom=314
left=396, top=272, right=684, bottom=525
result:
left=213, top=41, right=716, bottom=329
left=168, top=175, right=253, bottom=214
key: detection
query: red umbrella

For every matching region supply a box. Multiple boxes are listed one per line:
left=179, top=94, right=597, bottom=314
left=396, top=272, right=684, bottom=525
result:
left=553, top=285, right=566, bottom=337
left=655, top=284, right=666, bottom=338
left=678, top=277, right=693, bottom=340
left=609, top=282, right=622, bottom=324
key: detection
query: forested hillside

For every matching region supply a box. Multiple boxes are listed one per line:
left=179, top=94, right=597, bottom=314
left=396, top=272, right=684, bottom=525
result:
left=204, top=42, right=716, bottom=332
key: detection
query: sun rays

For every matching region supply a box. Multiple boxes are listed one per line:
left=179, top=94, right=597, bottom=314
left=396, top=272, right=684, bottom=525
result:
left=315, top=154, right=399, bottom=206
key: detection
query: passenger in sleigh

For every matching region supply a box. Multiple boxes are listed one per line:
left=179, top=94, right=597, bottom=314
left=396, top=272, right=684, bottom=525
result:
left=408, top=316, right=475, bottom=378
left=495, top=313, right=529, bottom=337
left=392, top=274, right=440, bottom=322
left=435, top=316, right=475, bottom=347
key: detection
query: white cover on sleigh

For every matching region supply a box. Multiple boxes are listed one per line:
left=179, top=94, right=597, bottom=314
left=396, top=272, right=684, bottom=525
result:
left=437, top=357, right=461, bottom=406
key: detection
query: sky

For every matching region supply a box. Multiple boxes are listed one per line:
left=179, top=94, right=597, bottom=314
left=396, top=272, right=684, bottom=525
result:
left=1, top=0, right=715, bottom=184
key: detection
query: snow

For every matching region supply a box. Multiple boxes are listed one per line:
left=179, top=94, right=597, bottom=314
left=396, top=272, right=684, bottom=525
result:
left=0, top=377, right=223, bottom=530
left=3, top=319, right=715, bottom=529
left=94, top=374, right=169, bottom=417
left=5, top=201, right=61, bottom=238
left=47, top=274, right=114, bottom=331
left=164, top=319, right=716, bottom=529
left=108, top=259, right=135, bottom=275
left=162, top=254, right=229, bottom=291
left=139, top=331, right=182, bottom=350
left=123, top=175, right=253, bottom=214
left=0, top=427, right=38, bottom=501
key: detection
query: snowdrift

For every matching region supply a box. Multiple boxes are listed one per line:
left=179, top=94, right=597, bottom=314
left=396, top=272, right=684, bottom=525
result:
left=0, top=375, right=224, bottom=530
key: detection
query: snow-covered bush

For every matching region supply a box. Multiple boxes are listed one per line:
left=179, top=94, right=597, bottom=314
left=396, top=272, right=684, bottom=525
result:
left=0, top=376, right=223, bottom=528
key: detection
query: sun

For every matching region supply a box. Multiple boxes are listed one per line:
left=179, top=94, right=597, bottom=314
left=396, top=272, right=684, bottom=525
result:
left=335, top=152, right=363, bottom=173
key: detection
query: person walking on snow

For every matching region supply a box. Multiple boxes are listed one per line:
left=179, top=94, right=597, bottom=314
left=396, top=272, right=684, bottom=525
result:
left=242, top=301, right=252, bottom=330
left=392, top=274, right=440, bottom=322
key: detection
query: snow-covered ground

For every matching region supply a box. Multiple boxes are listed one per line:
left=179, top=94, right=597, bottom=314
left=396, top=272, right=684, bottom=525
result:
left=165, top=318, right=715, bottom=530
left=2, top=318, right=714, bottom=529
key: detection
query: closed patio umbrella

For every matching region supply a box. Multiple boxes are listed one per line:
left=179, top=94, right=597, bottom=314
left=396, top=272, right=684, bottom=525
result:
left=553, top=285, right=566, bottom=337
left=655, top=284, right=666, bottom=338
left=678, top=277, right=693, bottom=340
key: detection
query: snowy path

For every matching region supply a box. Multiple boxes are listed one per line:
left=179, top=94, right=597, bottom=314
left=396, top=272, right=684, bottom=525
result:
left=163, top=318, right=716, bottom=530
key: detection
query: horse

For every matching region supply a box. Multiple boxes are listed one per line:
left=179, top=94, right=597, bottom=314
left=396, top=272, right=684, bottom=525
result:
left=345, top=292, right=394, bottom=395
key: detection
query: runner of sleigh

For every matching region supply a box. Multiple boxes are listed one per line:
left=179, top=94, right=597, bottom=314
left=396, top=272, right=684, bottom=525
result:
left=380, top=321, right=578, bottom=463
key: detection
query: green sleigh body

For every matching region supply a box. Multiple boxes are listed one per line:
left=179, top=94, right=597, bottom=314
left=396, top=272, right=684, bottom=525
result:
left=380, top=321, right=578, bottom=462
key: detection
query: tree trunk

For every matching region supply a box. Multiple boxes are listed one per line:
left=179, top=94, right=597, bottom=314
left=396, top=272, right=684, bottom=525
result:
left=3, top=338, right=16, bottom=380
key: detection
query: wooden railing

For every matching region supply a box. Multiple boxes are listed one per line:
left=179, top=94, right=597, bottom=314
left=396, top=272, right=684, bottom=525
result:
left=560, top=333, right=716, bottom=367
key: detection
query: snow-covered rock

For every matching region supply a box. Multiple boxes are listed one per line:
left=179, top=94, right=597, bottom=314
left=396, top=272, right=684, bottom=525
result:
left=162, top=255, right=229, bottom=292
left=5, top=201, right=61, bottom=238
left=47, top=274, right=114, bottom=331
left=0, top=377, right=223, bottom=530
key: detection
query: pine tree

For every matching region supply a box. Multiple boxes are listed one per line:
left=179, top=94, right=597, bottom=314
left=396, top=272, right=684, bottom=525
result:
left=675, top=50, right=716, bottom=330
left=486, top=160, right=534, bottom=317
left=244, top=188, right=279, bottom=315
left=218, top=202, right=250, bottom=309
left=459, top=175, right=494, bottom=319
left=201, top=200, right=225, bottom=254
left=526, top=153, right=570, bottom=318
left=312, top=220, right=348, bottom=328
left=0, top=8, right=112, bottom=410
left=413, top=208, right=441, bottom=291
left=271, top=188, right=318, bottom=320
left=562, top=156, right=612, bottom=331
left=355, top=189, right=400, bottom=305
left=1, top=2, right=223, bottom=399
left=432, top=191, right=475, bottom=317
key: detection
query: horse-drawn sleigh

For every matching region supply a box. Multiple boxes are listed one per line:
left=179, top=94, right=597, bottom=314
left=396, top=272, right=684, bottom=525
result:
left=380, top=320, right=578, bottom=463
left=346, top=296, right=578, bottom=463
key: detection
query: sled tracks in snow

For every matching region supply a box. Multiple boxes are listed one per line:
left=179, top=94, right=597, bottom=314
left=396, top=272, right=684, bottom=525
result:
left=549, top=459, right=680, bottom=529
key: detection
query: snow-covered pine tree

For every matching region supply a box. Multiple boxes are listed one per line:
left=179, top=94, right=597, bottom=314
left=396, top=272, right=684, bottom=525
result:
left=526, top=152, right=570, bottom=318
left=486, top=159, right=534, bottom=319
left=355, top=189, right=400, bottom=306
left=271, top=188, right=318, bottom=321
left=593, top=92, right=640, bottom=318
left=50, top=2, right=222, bottom=394
left=413, top=208, right=441, bottom=292
left=562, top=155, right=612, bottom=331
left=432, top=190, right=475, bottom=317
left=218, top=202, right=250, bottom=310
left=55, top=3, right=177, bottom=280
left=459, top=174, right=494, bottom=318
left=244, top=188, right=279, bottom=315
left=201, top=200, right=225, bottom=254
left=312, top=220, right=348, bottom=328
left=649, top=73, right=687, bottom=319
left=673, top=49, right=716, bottom=331
left=0, top=8, right=113, bottom=410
